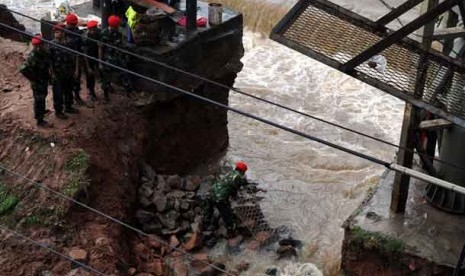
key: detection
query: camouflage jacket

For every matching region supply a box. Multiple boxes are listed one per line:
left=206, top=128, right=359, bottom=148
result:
left=19, top=48, right=50, bottom=87
left=65, top=26, right=84, bottom=52
left=49, top=39, right=75, bottom=79
left=210, top=170, right=248, bottom=202
left=100, top=27, right=126, bottom=63
left=83, top=29, right=101, bottom=58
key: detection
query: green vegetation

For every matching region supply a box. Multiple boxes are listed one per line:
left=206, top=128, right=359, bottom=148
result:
left=0, top=183, right=18, bottom=215
left=63, top=149, right=90, bottom=198
left=350, top=226, right=405, bottom=254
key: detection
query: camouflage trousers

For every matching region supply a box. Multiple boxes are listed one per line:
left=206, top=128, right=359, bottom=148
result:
left=100, top=62, right=133, bottom=98
left=31, top=83, right=48, bottom=122
left=202, top=199, right=237, bottom=231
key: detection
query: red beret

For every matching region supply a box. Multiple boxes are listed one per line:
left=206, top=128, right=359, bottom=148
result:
left=65, top=13, right=78, bottom=25
left=87, top=20, right=98, bottom=29
left=53, top=23, right=66, bottom=31
left=235, top=161, right=248, bottom=172
left=31, top=34, right=42, bottom=46
left=108, top=15, right=121, bottom=28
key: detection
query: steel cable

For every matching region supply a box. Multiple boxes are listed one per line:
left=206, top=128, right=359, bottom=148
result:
left=3, top=6, right=465, bottom=172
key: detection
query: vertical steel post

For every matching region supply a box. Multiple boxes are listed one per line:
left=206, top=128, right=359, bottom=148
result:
left=186, top=0, right=197, bottom=31
left=390, top=0, right=438, bottom=213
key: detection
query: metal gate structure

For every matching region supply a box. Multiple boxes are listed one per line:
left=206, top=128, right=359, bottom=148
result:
left=270, top=0, right=465, bottom=128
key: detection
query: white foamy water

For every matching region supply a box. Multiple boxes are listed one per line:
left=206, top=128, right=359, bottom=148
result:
left=1, top=0, right=417, bottom=274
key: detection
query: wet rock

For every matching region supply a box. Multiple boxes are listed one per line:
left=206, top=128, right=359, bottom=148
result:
left=156, top=175, right=170, bottom=192
left=279, top=238, right=302, bottom=248
left=157, top=210, right=180, bottom=230
left=255, top=231, right=272, bottom=244
left=136, top=209, right=156, bottom=224
left=366, top=211, right=381, bottom=222
left=169, top=235, right=180, bottom=248
left=141, top=163, right=156, bottom=181
left=167, top=175, right=183, bottom=190
left=167, top=190, right=186, bottom=198
left=216, top=225, right=228, bottom=238
left=128, top=267, right=137, bottom=275
left=139, top=196, right=152, bottom=208
left=152, top=191, right=167, bottom=212
left=138, top=184, right=154, bottom=199
left=161, top=227, right=182, bottom=235
left=246, top=240, right=260, bottom=251
left=236, top=262, right=250, bottom=272
left=265, top=267, right=278, bottom=276
left=145, top=259, right=163, bottom=276
left=198, top=262, right=226, bottom=276
left=147, top=234, right=163, bottom=249
left=182, top=210, right=195, bottom=220
left=68, top=248, right=88, bottom=263
left=190, top=252, right=210, bottom=270
left=143, top=221, right=162, bottom=233
left=183, top=231, right=201, bottom=251
left=95, top=237, right=111, bottom=246
left=180, top=200, right=190, bottom=210
left=185, top=176, right=202, bottom=191
left=227, top=235, right=244, bottom=248
left=134, top=243, right=150, bottom=262
left=276, top=245, right=297, bottom=259
left=67, top=268, right=91, bottom=276
left=186, top=191, right=196, bottom=199
left=181, top=220, right=190, bottom=231
left=173, top=198, right=181, bottom=211
left=173, top=260, right=188, bottom=276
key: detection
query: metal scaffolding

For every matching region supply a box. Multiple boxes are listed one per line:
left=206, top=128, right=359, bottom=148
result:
left=271, top=0, right=465, bottom=128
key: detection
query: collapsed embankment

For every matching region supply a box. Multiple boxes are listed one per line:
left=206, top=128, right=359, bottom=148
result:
left=0, top=31, right=242, bottom=276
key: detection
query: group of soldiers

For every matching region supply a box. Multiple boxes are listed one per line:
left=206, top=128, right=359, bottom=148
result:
left=20, top=13, right=132, bottom=127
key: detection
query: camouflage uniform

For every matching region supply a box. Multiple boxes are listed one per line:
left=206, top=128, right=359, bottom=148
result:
left=19, top=47, right=50, bottom=124
left=100, top=27, right=133, bottom=99
left=65, top=25, right=85, bottom=103
left=50, top=39, right=75, bottom=114
left=83, top=28, right=101, bottom=99
left=202, top=170, right=248, bottom=231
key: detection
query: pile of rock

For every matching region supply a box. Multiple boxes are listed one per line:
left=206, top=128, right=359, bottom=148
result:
left=0, top=5, right=26, bottom=42
left=136, top=170, right=205, bottom=236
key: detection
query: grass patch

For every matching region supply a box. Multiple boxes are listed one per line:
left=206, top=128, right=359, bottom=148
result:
left=350, top=226, right=405, bottom=255
left=63, top=149, right=90, bottom=198
left=0, top=183, right=18, bottom=215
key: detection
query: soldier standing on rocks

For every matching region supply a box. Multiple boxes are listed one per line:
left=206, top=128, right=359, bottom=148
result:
left=50, top=23, right=79, bottom=119
left=99, top=15, right=133, bottom=103
left=19, top=34, right=52, bottom=128
left=202, top=161, right=265, bottom=245
left=83, top=20, right=101, bottom=102
left=65, top=13, right=86, bottom=105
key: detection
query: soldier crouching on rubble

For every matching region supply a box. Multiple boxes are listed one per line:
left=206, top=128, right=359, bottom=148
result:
left=202, top=161, right=266, bottom=247
left=19, top=34, right=52, bottom=128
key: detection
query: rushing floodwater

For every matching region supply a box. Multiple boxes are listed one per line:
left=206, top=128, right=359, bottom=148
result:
left=1, top=0, right=421, bottom=274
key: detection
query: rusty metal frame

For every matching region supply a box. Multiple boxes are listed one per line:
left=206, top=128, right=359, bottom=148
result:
left=270, top=0, right=465, bottom=128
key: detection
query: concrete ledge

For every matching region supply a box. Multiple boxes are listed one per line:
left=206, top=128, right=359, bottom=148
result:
left=341, top=169, right=465, bottom=275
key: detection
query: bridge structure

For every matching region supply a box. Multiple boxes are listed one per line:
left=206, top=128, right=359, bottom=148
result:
left=271, top=0, right=465, bottom=214
left=272, top=1, right=465, bottom=273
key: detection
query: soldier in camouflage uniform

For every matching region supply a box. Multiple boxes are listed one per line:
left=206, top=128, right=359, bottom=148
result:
left=202, top=161, right=250, bottom=235
left=65, top=13, right=86, bottom=105
left=99, top=15, right=133, bottom=103
left=50, top=23, right=79, bottom=119
left=19, top=34, right=52, bottom=127
left=83, top=20, right=101, bottom=101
